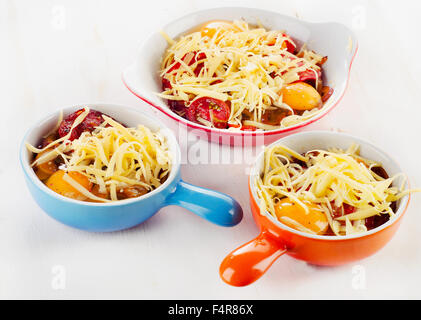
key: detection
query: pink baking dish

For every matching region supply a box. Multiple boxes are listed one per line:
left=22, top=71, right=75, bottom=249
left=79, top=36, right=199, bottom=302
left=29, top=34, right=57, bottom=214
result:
left=122, top=7, right=358, bottom=146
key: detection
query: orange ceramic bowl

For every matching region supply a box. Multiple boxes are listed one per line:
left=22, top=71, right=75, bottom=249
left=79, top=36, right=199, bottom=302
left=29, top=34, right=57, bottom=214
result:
left=220, top=131, right=411, bottom=287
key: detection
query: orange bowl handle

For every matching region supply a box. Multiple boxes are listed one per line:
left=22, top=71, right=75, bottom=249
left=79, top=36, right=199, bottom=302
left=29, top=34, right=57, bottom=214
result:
left=219, top=231, right=287, bottom=287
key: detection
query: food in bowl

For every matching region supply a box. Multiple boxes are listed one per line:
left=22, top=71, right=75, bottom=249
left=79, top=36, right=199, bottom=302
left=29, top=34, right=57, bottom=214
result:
left=26, top=107, right=171, bottom=203
left=158, top=20, right=333, bottom=131
left=256, top=143, right=418, bottom=236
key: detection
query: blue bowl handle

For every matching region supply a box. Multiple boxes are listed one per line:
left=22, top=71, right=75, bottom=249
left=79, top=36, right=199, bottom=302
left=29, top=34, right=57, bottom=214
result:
left=165, top=180, right=243, bottom=227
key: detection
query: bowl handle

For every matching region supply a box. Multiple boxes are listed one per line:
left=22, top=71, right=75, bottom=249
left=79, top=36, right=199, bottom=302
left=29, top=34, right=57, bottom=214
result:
left=219, top=231, right=287, bottom=286
left=165, top=180, right=243, bottom=227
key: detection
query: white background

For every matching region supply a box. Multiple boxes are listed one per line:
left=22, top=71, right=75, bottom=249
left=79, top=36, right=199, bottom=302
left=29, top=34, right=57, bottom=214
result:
left=2, top=0, right=421, bottom=299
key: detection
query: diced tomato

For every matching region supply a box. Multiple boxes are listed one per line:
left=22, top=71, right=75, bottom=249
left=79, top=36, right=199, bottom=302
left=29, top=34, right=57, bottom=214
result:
left=119, top=186, right=148, bottom=200
left=242, top=125, right=256, bottom=131
left=168, top=100, right=187, bottom=113
left=331, top=202, right=356, bottom=219
left=162, top=78, right=172, bottom=90
left=281, top=34, right=296, bottom=54
left=268, top=33, right=296, bottom=54
left=318, top=56, right=328, bottom=66
left=272, top=60, right=321, bottom=87
left=161, top=78, right=187, bottom=113
left=297, top=68, right=322, bottom=85
left=58, top=109, right=106, bottom=141
left=320, top=86, right=334, bottom=102
left=371, top=166, right=390, bottom=179
left=194, top=60, right=206, bottom=77
left=186, top=97, right=230, bottom=129
left=343, top=203, right=356, bottom=215
left=38, top=133, right=58, bottom=149
left=284, top=41, right=296, bottom=54
left=210, top=79, right=223, bottom=85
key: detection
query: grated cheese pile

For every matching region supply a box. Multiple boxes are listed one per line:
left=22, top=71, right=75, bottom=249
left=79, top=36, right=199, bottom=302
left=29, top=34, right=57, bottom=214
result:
left=27, top=108, right=171, bottom=202
left=158, top=20, right=327, bottom=130
left=256, top=144, right=415, bottom=236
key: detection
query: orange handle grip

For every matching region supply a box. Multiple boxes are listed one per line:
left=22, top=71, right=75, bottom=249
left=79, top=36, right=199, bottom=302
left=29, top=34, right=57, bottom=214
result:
left=219, top=231, right=287, bottom=287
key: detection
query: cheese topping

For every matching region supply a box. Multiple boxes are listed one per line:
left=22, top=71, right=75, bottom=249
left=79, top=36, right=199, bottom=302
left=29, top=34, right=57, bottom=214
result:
left=159, top=20, right=327, bottom=129
left=256, top=144, right=417, bottom=236
left=27, top=108, right=171, bottom=202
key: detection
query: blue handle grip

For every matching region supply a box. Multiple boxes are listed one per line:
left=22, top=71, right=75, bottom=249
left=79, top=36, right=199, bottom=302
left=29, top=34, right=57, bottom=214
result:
left=165, top=180, right=243, bottom=227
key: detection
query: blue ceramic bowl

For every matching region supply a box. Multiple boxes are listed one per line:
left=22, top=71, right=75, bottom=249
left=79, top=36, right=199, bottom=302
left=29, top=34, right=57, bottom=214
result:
left=20, top=103, right=243, bottom=232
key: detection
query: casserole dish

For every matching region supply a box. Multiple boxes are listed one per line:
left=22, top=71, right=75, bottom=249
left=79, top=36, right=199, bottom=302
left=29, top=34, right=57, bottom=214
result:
left=20, top=103, right=243, bottom=232
left=219, top=131, right=410, bottom=286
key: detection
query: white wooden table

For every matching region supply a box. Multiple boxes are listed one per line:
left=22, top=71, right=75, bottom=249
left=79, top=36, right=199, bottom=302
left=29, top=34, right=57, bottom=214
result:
left=2, top=0, right=421, bottom=299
